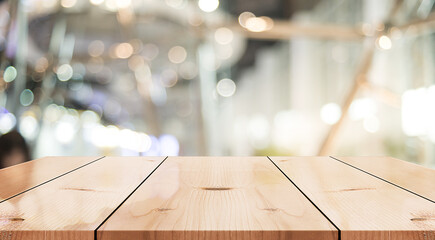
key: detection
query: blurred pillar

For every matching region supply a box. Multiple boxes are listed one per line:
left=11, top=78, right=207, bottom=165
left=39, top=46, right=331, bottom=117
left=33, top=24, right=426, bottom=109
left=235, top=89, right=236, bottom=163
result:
left=198, top=43, right=221, bottom=155
left=7, top=0, right=27, bottom=114
left=318, top=39, right=375, bottom=155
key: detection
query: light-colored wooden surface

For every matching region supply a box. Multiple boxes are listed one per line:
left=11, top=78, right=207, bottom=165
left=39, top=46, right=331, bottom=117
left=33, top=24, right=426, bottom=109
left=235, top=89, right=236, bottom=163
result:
left=97, top=156, right=338, bottom=240
left=332, top=156, right=435, bottom=202
left=0, top=156, right=165, bottom=240
left=270, top=156, right=435, bottom=240
left=0, top=156, right=433, bottom=240
left=0, top=156, right=102, bottom=202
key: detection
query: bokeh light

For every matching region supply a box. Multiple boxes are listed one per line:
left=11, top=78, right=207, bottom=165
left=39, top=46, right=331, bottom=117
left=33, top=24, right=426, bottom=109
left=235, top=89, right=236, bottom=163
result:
left=320, top=103, right=341, bottom=125
left=115, top=43, right=134, bottom=59
left=90, top=0, right=105, bottom=5
left=19, top=115, right=39, bottom=140
left=168, top=46, right=187, bottom=64
left=57, top=64, right=74, bottom=81
left=377, top=35, right=392, bottom=50
left=20, top=89, right=34, bottom=106
left=216, top=78, right=236, bottom=97
left=238, top=12, right=255, bottom=28
left=3, top=66, right=17, bottom=83
left=198, top=0, right=219, bottom=12
left=61, top=0, right=77, bottom=8
left=215, top=28, right=233, bottom=45
left=0, top=112, right=16, bottom=134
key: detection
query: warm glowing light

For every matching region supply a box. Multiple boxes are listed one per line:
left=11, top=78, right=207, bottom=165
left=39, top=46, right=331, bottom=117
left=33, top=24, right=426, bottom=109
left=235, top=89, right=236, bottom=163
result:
left=168, top=46, right=187, bottom=64
left=116, top=0, right=131, bottom=8
left=57, top=64, right=73, bottom=81
left=61, top=0, right=77, bottom=8
left=320, top=103, right=341, bottom=125
left=349, top=98, right=377, bottom=120
left=90, top=0, right=104, bottom=5
left=245, top=17, right=267, bottom=32
left=377, top=35, right=392, bottom=50
left=198, top=0, right=219, bottom=12
left=216, top=78, right=236, bottom=97
left=215, top=27, right=233, bottom=45
left=35, top=58, right=49, bottom=73
left=117, top=8, right=134, bottom=25
left=115, top=43, right=133, bottom=59
left=260, top=16, right=274, bottom=30
left=238, top=12, right=255, bottom=28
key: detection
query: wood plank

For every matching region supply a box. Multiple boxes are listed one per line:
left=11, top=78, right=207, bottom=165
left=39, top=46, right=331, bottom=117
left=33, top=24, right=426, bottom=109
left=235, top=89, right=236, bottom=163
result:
left=0, top=156, right=103, bottom=202
left=270, top=156, right=435, bottom=240
left=0, top=156, right=165, bottom=240
left=98, top=156, right=338, bottom=240
left=331, top=156, right=435, bottom=202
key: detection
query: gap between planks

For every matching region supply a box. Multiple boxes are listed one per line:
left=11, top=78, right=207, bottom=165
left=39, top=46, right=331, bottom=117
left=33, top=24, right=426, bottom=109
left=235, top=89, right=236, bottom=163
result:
left=267, top=156, right=342, bottom=240
left=329, top=156, right=435, bottom=204
left=0, top=156, right=106, bottom=205
left=93, top=156, right=169, bottom=240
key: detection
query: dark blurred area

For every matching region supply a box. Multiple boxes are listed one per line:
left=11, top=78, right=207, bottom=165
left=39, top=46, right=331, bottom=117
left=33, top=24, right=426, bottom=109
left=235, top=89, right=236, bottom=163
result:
left=0, top=130, right=30, bottom=168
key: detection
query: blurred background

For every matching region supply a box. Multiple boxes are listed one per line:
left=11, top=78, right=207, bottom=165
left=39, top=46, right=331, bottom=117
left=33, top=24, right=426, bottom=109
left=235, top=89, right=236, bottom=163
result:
left=0, top=0, right=434, bottom=168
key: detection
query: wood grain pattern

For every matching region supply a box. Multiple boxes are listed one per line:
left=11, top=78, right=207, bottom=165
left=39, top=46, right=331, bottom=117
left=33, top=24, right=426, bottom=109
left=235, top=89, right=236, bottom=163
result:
left=0, top=156, right=103, bottom=202
left=0, top=156, right=165, bottom=240
left=97, top=156, right=338, bottom=240
left=270, top=156, right=435, bottom=240
left=332, top=156, right=435, bottom=201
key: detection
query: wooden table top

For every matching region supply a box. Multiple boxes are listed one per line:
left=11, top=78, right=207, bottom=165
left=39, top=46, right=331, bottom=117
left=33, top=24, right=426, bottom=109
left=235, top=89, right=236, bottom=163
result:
left=0, top=156, right=433, bottom=240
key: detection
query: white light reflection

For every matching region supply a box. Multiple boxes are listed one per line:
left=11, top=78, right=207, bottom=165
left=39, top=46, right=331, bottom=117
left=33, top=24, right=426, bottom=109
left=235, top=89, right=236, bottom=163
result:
left=0, top=113, right=16, bottom=134
left=55, top=116, right=77, bottom=144
left=216, top=78, right=236, bottom=97
left=57, top=64, right=73, bottom=81
left=320, top=103, right=341, bottom=125
left=19, top=115, right=39, bottom=140
left=159, top=134, right=179, bottom=156
left=377, top=35, right=392, bottom=50
left=198, top=0, right=219, bottom=12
